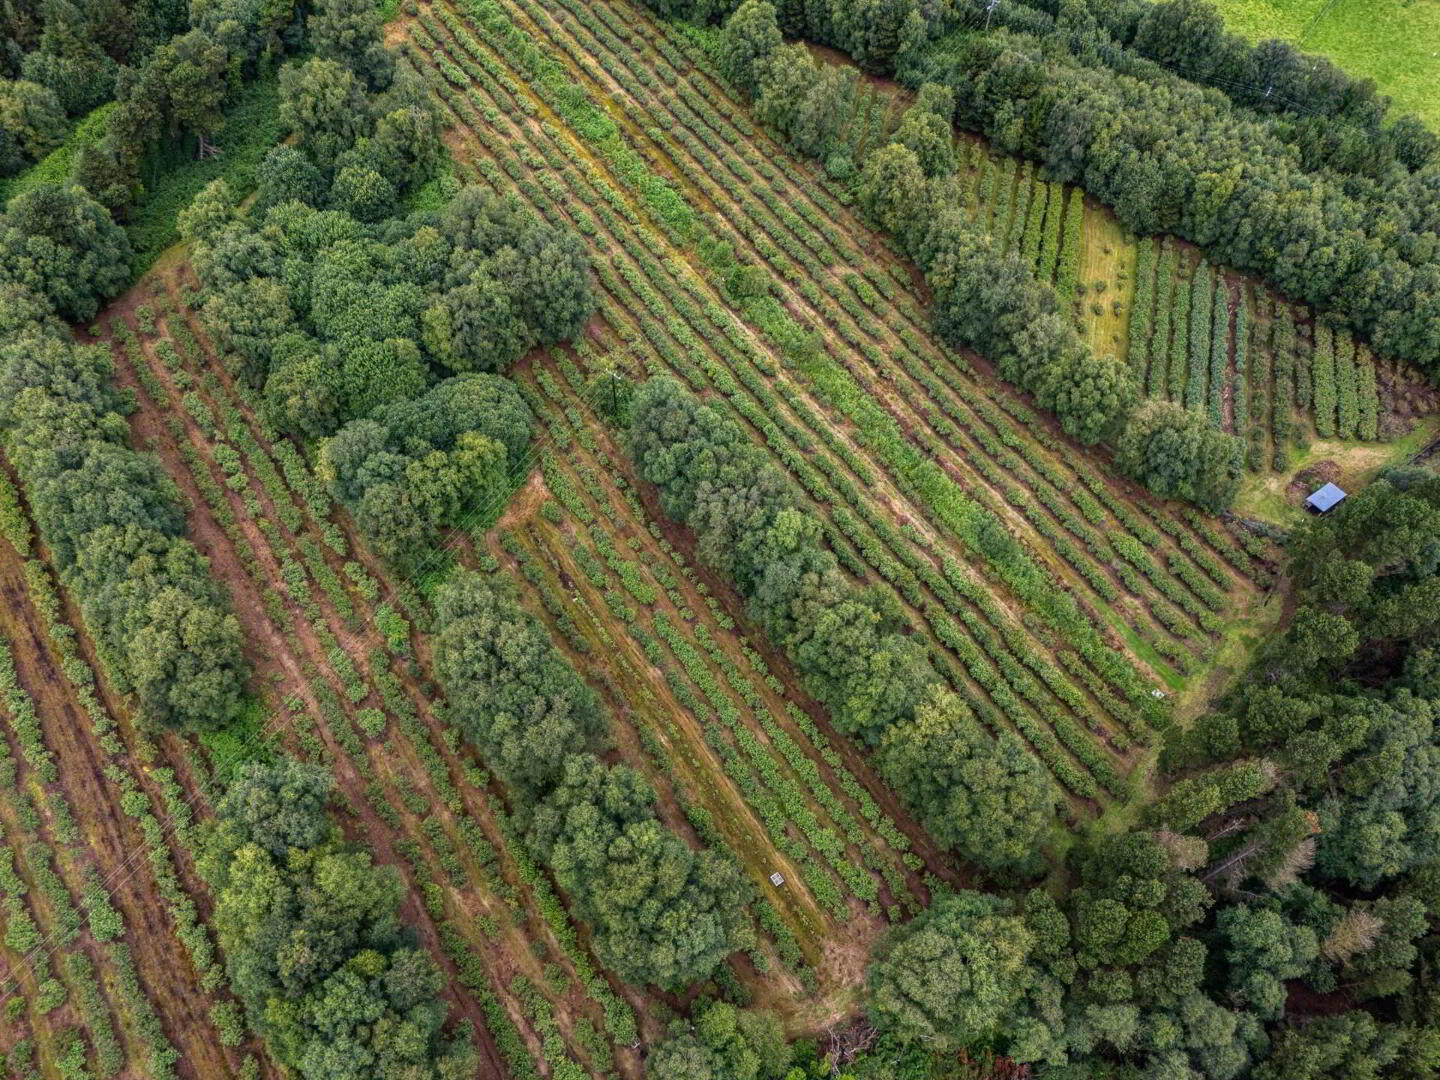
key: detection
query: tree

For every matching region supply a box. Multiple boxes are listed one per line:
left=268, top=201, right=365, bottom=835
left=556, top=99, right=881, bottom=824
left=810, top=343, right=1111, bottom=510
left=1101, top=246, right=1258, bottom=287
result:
left=366, top=105, right=440, bottom=192
left=321, top=373, right=530, bottom=564
left=487, top=222, right=595, bottom=345
left=205, top=759, right=333, bottom=861
left=1037, top=348, right=1137, bottom=444
left=307, top=0, right=393, bottom=88
left=328, top=164, right=395, bottom=222
left=877, top=686, right=1057, bottom=875
left=253, top=145, right=327, bottom=212
left=177, top=178, right=238, bottom=243
left=1114, top=400, right=1244, bottom=510
left=856, top=143, right=928, bottom=252
left=832, top=0, right=915, bottom=74
left=201, top=759, right=476, bottom=1080
left=0, top=78, right=64, bottom=164
left=546, top=787, right=753, bottom=989
left=201, top=278, right=296, bottom=385
left=278, top=57, right=372, bottom=167
left=648, top=1002, right=791, bottom=1080
left=718, top=1, right=782, bottom=92
left=892, top=88, right=955, bottom=177
left=1217, top=904, right=1318, bottom=1017
left=0, top=183, right=132, bottom=320
left=867, top=890, right=1035, bottom=1049
left=421, top=271, right=531, bottom=373
left=1256, top=1012, right=1406, bottom=1080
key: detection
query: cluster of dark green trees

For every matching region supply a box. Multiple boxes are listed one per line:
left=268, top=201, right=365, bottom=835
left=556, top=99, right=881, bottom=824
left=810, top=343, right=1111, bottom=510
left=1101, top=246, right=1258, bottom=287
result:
left=678, top=0, right=1440, bottom=375
left=627, top=375, right=1059, bottom=877
left=200, top=759, right=476, bottom=1079
left=0, top=0, right=186, bottom=177
left=180, top=7, right=592, bottom=566
left=716, top=1, right=1245, bottom=510
left=432, top=574, right=754, bottom=988
left=320, top=374, right=533, bottom=566
left=0, top=0, right=457, bottom=737
left=985, top=0, right=1436, bottom=175
left=2, top=0, right=400, bottom=218
left=0, top=184, right=247, bottom=731
left=851, top=470, right=1440, bottom=1076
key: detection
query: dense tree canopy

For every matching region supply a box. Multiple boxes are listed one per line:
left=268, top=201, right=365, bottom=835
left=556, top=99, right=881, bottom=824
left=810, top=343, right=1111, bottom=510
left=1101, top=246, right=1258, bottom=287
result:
left=201, top=761, right=475, bottom=1080
left=0, top=183, right=132, bottom=320
left=877, top=687, right=1058, bottom=876
left=432, top=571, right=604, bottom=796
left=647, top=1000, right=791, bottom=1080
left=322, top=374, right=532, bottom=566
left=1114, top=400, right=1245, bottom=511
left=0, top=330, right=246, bottom=729
left=867, top=890, right=1036, bottom=1049
left=628, top=375, right=941, bottom=743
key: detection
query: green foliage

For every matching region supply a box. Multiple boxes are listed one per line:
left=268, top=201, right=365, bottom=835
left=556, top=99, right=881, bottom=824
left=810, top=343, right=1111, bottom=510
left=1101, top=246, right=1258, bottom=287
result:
left=0, top=183, right=130, bottom=320
left=322, top=374, right=532, bottom=566
left=0, top=331, right=247, bottom=729
left=1054, top=187, right=1083, bottom=303
left=648, top=1001, right=791, bottom=1080
left=877, top=686, right=1057, bottom=875
left=628, top=375, right=940, bottom=742
left=432, top=572, right=604, bottom=796
left=1127, top=237, right=1156, bottom=380
left=1184, top=265, right=1212, bottom=413
left=1115, top=400, right=1244, bottom=511
left=432, top=574, right=753, bottom=989
left=201, top=760, right=476, bottom=1079
left=867, top=890, right=1035, bottom=1049
left=1312, top=323, right=1337, bottom=438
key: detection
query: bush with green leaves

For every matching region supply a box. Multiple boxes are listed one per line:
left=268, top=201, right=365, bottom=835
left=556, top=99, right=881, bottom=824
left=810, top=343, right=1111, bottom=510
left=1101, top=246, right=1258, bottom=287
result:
left=201, top=760, right=476, bottom=1079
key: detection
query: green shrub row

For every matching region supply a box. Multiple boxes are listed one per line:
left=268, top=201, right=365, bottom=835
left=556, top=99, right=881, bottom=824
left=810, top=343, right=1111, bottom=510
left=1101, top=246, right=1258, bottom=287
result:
left=1208, top=277, right=1229, bottom=428
left=1055, top=186, right=1084, bottom=302
left=1185, top=263, right=1212, bottom=413
left=1335, top=328, right=1360, bottom=439
left=1312, top=323, right=1337, bottom=438
left=1127, top=237, right=1157, bottom=381
left=1148, top=240, right=1177, bottom=398
left=1271, top=305, right=1297, bottom=469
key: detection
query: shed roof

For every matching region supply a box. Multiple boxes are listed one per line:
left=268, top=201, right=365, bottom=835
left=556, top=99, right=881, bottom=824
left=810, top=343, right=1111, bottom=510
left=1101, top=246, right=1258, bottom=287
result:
left=1305, top=482, right=1347, bottom=512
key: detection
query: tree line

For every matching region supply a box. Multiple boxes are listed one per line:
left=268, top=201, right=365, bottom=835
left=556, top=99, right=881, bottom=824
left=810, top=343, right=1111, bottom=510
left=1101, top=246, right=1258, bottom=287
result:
left=994, top=0, right=1436, bottom=178
left=1, top=0, right=187, bottom=178
left=908, top=5, right=1440, bottom=376
left=0, top=185, right=247, bottom=730
left=627, top=374, right=1060, bottom=879
left=3, top=0, right=401, bottom=222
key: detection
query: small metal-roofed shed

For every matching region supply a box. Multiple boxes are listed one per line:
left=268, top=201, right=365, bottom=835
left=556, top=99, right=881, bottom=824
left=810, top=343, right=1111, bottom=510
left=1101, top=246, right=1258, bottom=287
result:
left=1305, top=482, right=1347, bottom=514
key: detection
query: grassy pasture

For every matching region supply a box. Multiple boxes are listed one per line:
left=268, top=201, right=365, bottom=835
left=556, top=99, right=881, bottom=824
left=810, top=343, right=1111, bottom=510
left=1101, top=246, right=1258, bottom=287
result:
left=1210, top=0, right=1440, bottom=129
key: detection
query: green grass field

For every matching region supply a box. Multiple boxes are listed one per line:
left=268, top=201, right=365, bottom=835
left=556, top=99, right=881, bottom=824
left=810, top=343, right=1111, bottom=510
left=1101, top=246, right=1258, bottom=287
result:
left=1210, top=0, right=1440, bottom=129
